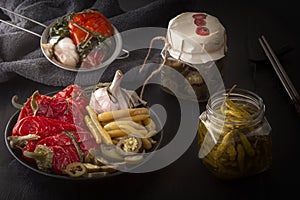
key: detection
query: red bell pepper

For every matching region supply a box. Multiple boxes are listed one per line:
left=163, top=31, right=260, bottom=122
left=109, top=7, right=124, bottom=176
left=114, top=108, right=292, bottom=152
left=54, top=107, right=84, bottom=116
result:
left=22, top=140, right=38, bottom=162
left=10, top=84, right=101, bottom=175
left=36, top=132, right=97, bottom=153
left=22, top=132, right=97, bottom=174
left=68, top=9, right=113, bottom=45
left=12, top=116, right=89, bottom=137
left=9, top=130, right=97, bottom=165
left=17, top=84, right=88, bottom=128
left=17, top=92, right=51, bottom=121
left=53, top=84, right=89, bottom=112
left=24, top=145, right=78, bottom=174
left=53, top=84, right=84, bottom=99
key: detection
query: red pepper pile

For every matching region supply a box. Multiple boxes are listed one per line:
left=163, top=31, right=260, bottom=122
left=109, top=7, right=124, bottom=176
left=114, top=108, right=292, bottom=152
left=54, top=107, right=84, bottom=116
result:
left=10, top=84, right=98, bottom=175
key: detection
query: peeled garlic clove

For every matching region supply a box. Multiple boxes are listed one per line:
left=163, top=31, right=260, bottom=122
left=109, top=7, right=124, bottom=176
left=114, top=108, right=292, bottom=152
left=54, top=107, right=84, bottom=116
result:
left=54, top=37, right=79, bottom=68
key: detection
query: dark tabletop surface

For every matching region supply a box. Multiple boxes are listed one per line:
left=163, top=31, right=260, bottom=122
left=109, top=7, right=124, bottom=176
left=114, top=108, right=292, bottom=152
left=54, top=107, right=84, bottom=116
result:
left=1, top=0, right=300, bottom=199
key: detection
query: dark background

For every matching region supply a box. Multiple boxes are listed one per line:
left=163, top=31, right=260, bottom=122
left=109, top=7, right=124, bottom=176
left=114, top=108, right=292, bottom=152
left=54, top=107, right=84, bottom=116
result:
left=1, top=0, right=300, bottom=199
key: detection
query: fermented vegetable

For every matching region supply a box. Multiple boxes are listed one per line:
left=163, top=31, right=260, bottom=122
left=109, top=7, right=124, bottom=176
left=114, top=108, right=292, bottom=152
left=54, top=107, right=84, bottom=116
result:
left=198, top=86, right=272, bottom=179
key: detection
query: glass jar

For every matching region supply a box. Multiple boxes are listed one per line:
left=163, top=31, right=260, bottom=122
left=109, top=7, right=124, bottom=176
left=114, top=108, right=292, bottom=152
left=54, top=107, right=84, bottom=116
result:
left=161, top=51, right=224, bottom=102
left=197, top=88, right=272, bottom=179
left=160, top=12, right=227, bottom=102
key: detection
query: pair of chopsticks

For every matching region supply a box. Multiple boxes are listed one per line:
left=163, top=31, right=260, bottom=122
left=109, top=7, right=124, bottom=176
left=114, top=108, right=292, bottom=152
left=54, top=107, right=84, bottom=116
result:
left=259, top=35, right=300, bottom=115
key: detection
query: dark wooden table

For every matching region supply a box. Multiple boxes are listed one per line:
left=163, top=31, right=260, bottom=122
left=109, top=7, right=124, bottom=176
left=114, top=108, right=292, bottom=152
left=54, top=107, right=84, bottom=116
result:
left=1, top=0, right=300, bottom=199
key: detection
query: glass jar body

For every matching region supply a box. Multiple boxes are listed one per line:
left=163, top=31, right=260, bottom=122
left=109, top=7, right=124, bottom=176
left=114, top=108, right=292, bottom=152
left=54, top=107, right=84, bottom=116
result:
left=197, top=88, right=272, bottom=179
left=161, top=52, right=224, bottom=102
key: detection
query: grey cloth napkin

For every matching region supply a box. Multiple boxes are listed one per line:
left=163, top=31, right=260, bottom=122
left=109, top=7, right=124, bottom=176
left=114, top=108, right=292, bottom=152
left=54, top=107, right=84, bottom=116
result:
left=0, top=0, right=191, bottom=86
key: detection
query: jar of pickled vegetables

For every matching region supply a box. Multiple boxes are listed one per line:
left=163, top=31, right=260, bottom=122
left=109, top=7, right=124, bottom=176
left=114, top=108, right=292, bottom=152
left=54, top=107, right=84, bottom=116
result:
left=197, top=86, right=272, bottom=179
left=161, top=51, right=225, bottom=102
left=161, top=12, right=227, bottom=102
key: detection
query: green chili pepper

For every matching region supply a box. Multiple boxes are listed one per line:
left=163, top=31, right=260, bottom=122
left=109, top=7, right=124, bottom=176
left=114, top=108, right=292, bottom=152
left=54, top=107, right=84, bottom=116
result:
left=64, top=162, right=87, bottom=177
left=238, top=132, right=255, bottom=157
left=215, top=130, right=235, bottom=159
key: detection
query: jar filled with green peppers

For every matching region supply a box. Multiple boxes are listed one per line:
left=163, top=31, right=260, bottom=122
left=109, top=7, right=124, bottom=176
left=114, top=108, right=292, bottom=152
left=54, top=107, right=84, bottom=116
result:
left=197, top=86, right=272, bottom=179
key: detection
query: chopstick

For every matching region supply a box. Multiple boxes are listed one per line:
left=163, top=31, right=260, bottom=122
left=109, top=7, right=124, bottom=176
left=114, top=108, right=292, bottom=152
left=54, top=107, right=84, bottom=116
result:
left=258, top=35, right=300, bottom=115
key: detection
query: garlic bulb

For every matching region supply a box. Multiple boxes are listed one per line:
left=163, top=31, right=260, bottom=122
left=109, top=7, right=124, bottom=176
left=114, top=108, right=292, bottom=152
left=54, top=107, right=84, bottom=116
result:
left=90, top=70, right=146, bottom=114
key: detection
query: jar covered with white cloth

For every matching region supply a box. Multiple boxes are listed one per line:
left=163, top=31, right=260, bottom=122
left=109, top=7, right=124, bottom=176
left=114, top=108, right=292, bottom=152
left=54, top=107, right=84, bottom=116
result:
left=161, top=12, right=227, bottom=102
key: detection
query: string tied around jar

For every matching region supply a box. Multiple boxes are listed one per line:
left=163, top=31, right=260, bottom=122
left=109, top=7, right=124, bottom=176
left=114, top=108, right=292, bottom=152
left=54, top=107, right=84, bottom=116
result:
left=138, top=35, right=191, bottom=99
left=139, top=35, right=168, bottom=99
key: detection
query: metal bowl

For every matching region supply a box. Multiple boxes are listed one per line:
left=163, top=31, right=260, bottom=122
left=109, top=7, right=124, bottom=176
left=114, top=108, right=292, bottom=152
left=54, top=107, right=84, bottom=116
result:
left=40, top=22, right=123, bottom=72
left=4, top=90, right=163, bottom=180
left=1, top=7, right=126, bottom=72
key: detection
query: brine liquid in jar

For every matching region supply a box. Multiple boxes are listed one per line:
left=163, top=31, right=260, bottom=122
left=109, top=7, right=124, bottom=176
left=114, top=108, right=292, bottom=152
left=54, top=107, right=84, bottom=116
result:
left=161, top=54, right=225, bottom=102
left=197, top=87, right=272, bottom=179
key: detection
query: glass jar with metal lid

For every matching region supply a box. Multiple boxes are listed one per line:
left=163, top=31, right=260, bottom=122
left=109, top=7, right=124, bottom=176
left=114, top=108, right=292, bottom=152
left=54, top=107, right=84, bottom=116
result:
left=161, top=12, right=227, bottom=102
left=197, top=86, right=272, bottom=179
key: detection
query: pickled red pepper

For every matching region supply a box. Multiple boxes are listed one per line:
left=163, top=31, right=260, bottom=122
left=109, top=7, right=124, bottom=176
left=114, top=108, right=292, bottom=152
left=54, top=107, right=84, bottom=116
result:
left=53, top=84, right=89, bottom=113
left=24, top=145, right=79, bottom=174
left=16, top=84, right=89, bottom=128
left=12, top=116, right=89, bottom=137
left=10, top=115, right=93, bottom=163
left=36, top=132, right=97, bottom=153
left=68, top=9, right=113, bottom=45
left=9, top=84, right=101, bottom=175
left=22, top=132, right=97, bottom=174
left=22, top=140, right=37, bottom=162
left=10, top=127, right=97, bottom=174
